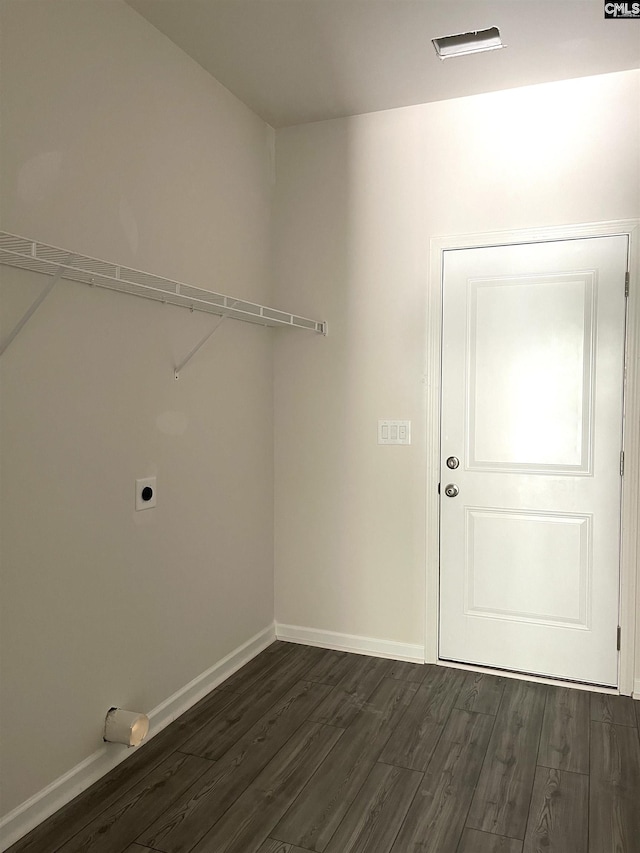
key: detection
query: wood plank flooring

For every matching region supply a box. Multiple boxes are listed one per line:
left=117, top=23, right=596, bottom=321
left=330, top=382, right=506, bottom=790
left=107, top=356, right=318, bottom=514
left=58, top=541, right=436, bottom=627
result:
left=7, top=642, right=640, bottom=853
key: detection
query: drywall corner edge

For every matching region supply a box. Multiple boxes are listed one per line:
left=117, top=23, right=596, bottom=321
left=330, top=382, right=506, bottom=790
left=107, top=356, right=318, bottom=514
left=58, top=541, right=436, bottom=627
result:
left=0, top=623, right=276, bottom=852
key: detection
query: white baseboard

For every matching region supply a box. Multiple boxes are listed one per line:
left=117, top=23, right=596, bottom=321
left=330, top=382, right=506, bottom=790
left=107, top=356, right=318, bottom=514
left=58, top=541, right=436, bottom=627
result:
left=275, top=622, right=425, bottom=663
left=0, top=623, right=276, bottom=852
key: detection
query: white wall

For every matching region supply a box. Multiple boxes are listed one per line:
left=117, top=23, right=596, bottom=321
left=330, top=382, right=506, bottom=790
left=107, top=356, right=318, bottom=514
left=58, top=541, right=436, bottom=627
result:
left=0, top=0, right=275, bottom=818
left=273, top=71, right=640, bottom=660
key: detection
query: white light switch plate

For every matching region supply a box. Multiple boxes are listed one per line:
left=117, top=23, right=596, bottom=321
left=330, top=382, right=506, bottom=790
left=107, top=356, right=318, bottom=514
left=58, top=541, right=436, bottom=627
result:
left=378, top=420, right=411, bottom=445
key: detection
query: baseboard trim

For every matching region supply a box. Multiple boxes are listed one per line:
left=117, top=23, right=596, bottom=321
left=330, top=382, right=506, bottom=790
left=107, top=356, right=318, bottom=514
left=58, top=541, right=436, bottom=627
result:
left=275, top=623, right=425, bottom=663
left=0, top=623, right=276, bottom=852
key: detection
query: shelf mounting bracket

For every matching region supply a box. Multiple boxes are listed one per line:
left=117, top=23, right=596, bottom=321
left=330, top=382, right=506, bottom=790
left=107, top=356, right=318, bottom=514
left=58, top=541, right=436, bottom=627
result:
left=0, top=260, right=70, bottom=358
left=174, top=302, right=239, bottom=380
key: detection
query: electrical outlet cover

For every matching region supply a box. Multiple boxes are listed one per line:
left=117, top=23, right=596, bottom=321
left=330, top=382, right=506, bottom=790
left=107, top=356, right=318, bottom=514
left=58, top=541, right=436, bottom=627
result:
left=135, top=477, right=157, bottom=511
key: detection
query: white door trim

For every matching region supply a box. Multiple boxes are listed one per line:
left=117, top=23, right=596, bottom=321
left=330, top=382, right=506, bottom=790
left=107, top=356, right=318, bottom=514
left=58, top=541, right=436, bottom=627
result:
left=425, top=220, right=640, bottom=696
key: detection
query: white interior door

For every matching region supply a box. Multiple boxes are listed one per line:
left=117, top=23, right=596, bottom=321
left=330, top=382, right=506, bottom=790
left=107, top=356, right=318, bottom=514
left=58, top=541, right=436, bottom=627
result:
left=439, top=236, right=628, bottom=687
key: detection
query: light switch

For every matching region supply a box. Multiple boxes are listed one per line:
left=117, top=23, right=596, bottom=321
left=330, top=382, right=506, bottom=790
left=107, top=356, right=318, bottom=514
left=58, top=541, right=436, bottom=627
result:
left=378, top=420, right=411, bottom=445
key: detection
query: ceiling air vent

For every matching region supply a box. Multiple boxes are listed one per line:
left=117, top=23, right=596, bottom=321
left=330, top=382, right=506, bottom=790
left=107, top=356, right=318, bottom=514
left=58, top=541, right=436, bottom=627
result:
left=432, top=27, right=504, bottom=59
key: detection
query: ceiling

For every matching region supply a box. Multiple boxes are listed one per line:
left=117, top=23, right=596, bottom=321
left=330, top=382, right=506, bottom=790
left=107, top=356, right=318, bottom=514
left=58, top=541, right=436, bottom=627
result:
left=127, top=0, right=640, bottom=128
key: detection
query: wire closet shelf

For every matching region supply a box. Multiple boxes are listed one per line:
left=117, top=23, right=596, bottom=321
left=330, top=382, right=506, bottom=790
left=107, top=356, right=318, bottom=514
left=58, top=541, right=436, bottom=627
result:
left=0, top=231, right=326, bottom=334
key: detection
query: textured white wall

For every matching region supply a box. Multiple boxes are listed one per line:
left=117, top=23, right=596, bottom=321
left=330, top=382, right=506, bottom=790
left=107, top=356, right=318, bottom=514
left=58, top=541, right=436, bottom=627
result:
left=0, top=0, right=275, bottom=815
left=273, top=71, right=640, bottom=655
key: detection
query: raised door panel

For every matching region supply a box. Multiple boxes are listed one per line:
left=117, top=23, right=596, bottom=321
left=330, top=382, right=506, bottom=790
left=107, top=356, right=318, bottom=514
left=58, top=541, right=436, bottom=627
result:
left=468, top=273, right=595, bottom=474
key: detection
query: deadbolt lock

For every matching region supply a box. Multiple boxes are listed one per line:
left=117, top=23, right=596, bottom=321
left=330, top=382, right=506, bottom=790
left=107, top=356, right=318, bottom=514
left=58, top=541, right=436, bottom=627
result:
left=446, top=456, right=460, bottom=469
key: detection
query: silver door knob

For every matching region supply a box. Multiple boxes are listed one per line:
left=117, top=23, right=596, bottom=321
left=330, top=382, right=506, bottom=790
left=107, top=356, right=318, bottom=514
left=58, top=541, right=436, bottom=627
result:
left=446, top=456, right=459, bottom=469
left=444, top=484, right=459, bottom=498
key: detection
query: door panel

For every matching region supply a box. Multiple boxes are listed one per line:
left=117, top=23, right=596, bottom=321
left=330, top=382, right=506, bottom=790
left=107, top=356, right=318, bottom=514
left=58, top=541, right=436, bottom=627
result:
left=439, top=236, right=627, bottom=686
left=468, top=273, right=595, bottom=472
left=464, top=508, right=590, bottom=628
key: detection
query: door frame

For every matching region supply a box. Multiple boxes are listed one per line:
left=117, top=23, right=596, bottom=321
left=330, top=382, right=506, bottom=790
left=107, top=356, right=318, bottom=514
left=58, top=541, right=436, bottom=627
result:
left=425, top=219, right=640, bottom=696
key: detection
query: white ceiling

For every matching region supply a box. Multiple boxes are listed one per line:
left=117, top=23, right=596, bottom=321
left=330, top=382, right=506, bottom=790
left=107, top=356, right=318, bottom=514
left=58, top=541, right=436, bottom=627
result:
left=127, top=0, right=640, bottom=128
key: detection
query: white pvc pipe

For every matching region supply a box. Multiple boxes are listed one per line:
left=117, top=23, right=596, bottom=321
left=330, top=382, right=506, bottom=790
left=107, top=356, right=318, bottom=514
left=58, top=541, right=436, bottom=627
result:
left=104, top=708, right=149, bottom=747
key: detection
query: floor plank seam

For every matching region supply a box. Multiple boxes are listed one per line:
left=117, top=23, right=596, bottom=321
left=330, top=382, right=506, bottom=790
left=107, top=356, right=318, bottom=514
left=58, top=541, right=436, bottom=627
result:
left=387, top=773, right=424, bottom=853
left=536, top=760, right=590, bottom=776
left=175, top=749, right=217, bottom=760
left=454, top=706, right=500, bottom=853
left=519, top=690, right=548, bottom=847
left=520, top=684, right=551, bottom=848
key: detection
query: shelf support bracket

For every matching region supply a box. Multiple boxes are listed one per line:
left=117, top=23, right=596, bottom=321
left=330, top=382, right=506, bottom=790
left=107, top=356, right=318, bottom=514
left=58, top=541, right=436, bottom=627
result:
left=0, top=261, right=69, bottom=358
left=174, top=302, right=239, bottom=380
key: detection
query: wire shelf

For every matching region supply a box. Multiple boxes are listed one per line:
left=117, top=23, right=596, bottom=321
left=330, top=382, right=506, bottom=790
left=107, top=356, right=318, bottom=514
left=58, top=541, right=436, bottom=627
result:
left=0, top=231, right=326, bottom=334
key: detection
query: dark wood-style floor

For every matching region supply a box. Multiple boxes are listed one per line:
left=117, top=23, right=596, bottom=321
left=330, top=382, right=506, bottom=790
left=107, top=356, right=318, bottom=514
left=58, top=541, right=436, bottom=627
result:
left=8, top=642, right=640, bottom=853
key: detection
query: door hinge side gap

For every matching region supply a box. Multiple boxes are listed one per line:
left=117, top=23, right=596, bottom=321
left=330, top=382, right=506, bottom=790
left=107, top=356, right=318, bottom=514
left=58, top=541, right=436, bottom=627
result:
left=620, top=451, right=625, bottom=476
left=617, top=626, right=621, bottom=651
left=625, top=271, right=629, bottom=297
